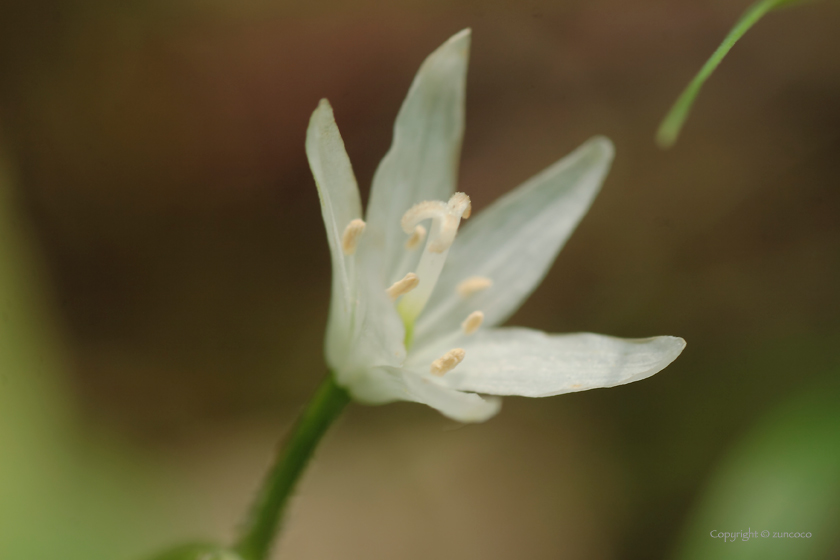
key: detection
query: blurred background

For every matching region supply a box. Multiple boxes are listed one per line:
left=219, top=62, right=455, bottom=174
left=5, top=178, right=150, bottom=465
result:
left=1, top=0, right=839, bottom=558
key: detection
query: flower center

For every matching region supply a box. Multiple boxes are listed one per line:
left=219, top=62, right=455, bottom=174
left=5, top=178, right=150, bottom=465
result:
left=396, top=192, right=471, bottom=329
left=374, top=192, right=491, bottom=377
left=341, top=199, right=490, bottom=377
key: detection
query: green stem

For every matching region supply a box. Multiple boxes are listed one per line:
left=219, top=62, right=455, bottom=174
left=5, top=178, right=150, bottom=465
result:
left=234, top=373, right=350, bottom=560
left=656, top=0, right=810, bottom=148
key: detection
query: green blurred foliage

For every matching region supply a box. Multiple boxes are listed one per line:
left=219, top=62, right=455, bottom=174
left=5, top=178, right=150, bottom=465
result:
left=0, top=0, right=837, bottom=558
left=0, top=157, right=189, bottom=559
left=146, top=543, right=242, bottom=560
left=672, top=376, right=840, bottom=559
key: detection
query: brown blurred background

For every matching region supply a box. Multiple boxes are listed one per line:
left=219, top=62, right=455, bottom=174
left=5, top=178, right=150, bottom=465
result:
left=0, top=0, right=839, bottom=558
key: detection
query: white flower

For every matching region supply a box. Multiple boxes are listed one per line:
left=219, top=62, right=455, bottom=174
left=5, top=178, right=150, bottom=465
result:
left=305, top=29, right=685, bottom=423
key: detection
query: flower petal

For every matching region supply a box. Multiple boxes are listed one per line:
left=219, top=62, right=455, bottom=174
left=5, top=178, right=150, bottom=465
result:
left=432, top=327, right=685, bottom=397
left=413, top=137, right=614, bottom=347
left=363, top=29, right=471, bottom=284
left=306, top=99, right=364, bottom=367
left=349, top=366, right=502, bottom=423
left=307, top=100, right=408, bottom=379
left=403, top=373, right=501, bottom=423
left=341, top=366, right=410, bottom=405
left=345, top=247, right=408, bottom=374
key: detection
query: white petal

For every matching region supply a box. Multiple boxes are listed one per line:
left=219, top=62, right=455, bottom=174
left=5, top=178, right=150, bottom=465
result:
left=362, top=29, right=470, bottom=284
left=433, top=327, right=685, bottom=397
left=344, top=247, right=408, bottom=374
left=403, top=373, right=501, bottom=422
left=413, top=137, right=614, bottom=347
left=349, top=366, right=502, bottom=423
left=306, top=100, right=408, bottom=378
left=306, top=99, right=363, bottom=367
left=342, top=366, right=411, bottom=404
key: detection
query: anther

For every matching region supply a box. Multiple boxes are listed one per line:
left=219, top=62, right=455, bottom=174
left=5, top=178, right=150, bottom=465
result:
left=405, top=225, right=427, bottom=250
left=386, top=273, right=419, bottom=301
left=427, top=214, right=459, bottom=253
left=341, top=219, right=366, bottom=255
left=462, top=200, right=472, bottom=219
left=461, top=311, right=484, bottom=335
left=400, top=201, right=448, bottom=234
left=429, top=193, right=472, bottom=253
left=397, top=193, right=472, bottom=323
left=457, top=276, right=493, bottom=298
left=430, top=348, right=466, bottom=376
left=447, top=192, right=470, bottom=214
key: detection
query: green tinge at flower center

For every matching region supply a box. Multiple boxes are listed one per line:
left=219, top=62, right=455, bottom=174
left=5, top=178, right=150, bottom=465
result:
left=393, top=193, right=471, bottom=351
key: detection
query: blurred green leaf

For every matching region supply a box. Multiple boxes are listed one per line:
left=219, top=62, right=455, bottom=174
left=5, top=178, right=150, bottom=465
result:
left=672, top=377, right=840, bottom=560
left=657, top=0, right=811, bottom=149
left=0, top=155, right=189, bottom=559
left=145, top=543, right=243, bottom=560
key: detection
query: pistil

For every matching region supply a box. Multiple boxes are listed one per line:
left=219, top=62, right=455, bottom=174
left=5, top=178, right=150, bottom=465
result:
left=397, top=193, right=471, bottom=326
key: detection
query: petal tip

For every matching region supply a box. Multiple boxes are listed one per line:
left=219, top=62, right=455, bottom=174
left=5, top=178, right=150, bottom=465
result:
left=437, top=28, right=471, bottom=57
left=314, top=97, right=332, bottom=115
left=587, top=135, right=615, bottom=163
left=451, top=27, right=472, bottom=41
left=453, top=394, right=502, bottom=423
left=309, top=98, right=335, bottom=130
left=653, top=335, right=687, bottom=369
left=670, top=335, right=687, bottom=354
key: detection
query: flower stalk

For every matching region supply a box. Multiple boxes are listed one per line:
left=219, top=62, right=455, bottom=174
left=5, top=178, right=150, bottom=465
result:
left=656, top=0, right=812, bottom=148
left=234, top=374, right=349, bottom=560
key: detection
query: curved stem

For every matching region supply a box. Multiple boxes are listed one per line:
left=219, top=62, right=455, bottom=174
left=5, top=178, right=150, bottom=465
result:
left=234, top=373, right=350, bottom=560
left=656, top=0, right=811, bottom=148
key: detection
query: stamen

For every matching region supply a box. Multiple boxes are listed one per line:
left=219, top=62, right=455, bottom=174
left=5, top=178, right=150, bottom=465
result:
left=461, top=311, right=484, bottom=335
left=430, top=348, right=466, bottom=376
left=462, top=200, right=472, bottom=219
left=400, top=200, right=448, bottom=233
left=457, top=276, right=493, bottom=298
left=405, top=225, right=427, bottom=250
left=427, top=193, right=472, bottom=253
left=387, top=272, right=419, bottom=301
left=397, top=193, right=472, bottom=325
left=447, top=192, right=470, bottom=214
left=341, top=219, right=366, bottom=255
left=427, top=214, right=459, bottom=253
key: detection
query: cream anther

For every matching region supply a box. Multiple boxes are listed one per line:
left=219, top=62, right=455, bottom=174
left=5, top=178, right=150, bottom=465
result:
left=447, top=192, right=471, bottom=214
left=430, top=348, right=466, bottom=376
left=397, top=193, right=472, bottom=323
left=427, top=193, right=472, bottom=253
left=461, top=311, right=484, bottom=335
left=457, top=276, right=493, bottom=298
left=341, top=219, right=366, bottom=255
left=387, top=273, right=419, bottom=301
left=400, top=200, right=448, bottom=233
left=427, top=214, right=459, bottom=253
left=405, top=225, right=427, bottom=250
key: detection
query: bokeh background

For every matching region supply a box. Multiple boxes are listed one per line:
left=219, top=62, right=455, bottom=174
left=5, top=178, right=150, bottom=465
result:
left=1, top=0, right=839, bottom=559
